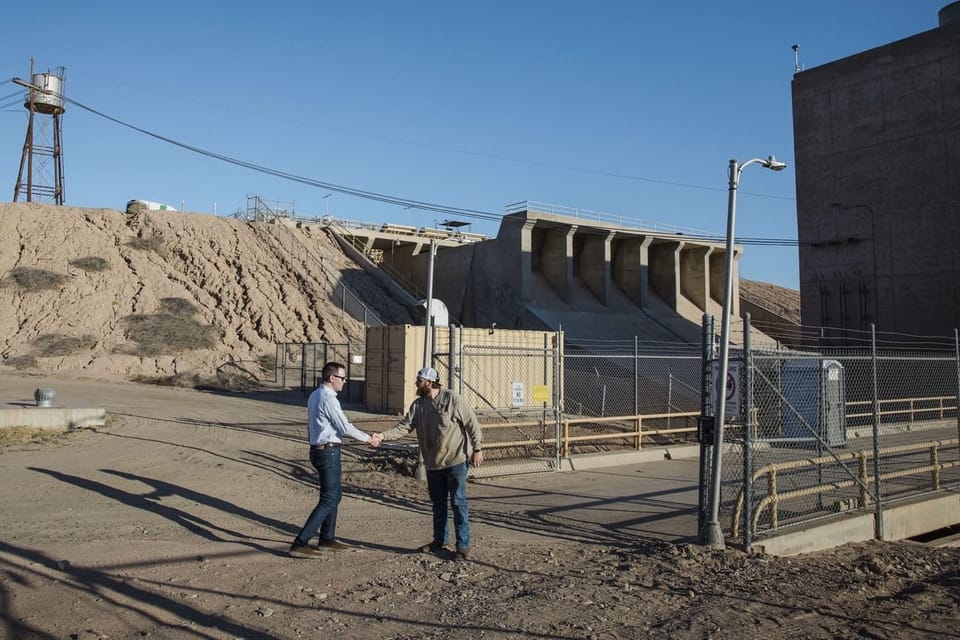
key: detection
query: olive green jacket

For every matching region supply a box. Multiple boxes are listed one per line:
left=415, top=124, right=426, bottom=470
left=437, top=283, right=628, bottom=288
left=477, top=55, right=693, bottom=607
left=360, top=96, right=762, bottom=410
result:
left=379, top=389, right=482, bottom=470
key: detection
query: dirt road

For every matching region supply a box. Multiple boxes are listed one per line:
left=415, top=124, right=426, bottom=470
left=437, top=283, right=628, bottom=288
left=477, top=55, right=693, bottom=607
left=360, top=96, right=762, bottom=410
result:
left=1, top=373, right=957, bottom=639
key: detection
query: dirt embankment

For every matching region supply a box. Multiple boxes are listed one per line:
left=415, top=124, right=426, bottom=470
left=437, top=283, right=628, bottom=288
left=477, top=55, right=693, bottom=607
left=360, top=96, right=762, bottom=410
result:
left=739, top=278, right=801, bottom=325
left=0, top=203, right=414, bottom=384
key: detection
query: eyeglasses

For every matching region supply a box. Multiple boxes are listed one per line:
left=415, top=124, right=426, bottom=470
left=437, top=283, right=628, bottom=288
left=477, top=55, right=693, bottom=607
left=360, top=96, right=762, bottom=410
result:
left=331, top=374, right=347, bottom=381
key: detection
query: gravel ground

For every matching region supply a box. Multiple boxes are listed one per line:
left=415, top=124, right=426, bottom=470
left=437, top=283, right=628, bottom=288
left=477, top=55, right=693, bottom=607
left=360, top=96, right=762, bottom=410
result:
left=1, top=374, right=958, bottom=640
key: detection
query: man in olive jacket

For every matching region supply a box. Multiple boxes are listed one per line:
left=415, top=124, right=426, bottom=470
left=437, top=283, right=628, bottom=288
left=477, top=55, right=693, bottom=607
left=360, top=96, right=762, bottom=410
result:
left=372, top=367, right=483, bottom=561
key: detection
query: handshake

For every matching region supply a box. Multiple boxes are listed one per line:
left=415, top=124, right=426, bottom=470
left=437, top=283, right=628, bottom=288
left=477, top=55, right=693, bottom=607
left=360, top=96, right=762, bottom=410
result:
left=367, top=432, right=384, bottom=447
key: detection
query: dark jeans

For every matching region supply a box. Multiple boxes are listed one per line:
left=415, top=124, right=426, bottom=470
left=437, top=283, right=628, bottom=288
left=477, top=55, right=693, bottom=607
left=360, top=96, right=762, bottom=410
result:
left=294, top=447, right=342, bottom=545
left=426, top=461, right=470, bottom=551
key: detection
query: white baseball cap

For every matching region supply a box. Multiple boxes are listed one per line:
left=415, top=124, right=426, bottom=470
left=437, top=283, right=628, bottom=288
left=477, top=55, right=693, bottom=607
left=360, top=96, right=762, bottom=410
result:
left=417, top=367, right=439, bottom=382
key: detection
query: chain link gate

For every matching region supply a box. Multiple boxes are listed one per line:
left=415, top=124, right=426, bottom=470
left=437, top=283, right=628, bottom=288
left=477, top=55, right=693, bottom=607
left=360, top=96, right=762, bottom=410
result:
left=276, top=342, right=363, bottom=401
left=433, top=329, right=563, bottom=475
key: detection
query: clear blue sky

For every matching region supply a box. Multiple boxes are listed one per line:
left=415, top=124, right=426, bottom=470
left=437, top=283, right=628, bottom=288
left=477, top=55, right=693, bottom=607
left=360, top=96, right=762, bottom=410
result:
left=0, top=1, right=949, bottom=288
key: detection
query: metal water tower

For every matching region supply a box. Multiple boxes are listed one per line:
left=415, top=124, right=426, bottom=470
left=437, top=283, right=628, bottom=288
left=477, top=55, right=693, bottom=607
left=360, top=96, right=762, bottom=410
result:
left=13, top=60, right=66, bottom=205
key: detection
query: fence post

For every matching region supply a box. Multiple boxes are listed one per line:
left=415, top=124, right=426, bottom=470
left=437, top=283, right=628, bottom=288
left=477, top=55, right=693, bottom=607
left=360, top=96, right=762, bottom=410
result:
left=743, top=312, right=754, bottom=551
left=667, top=374, right=673, bottom=431
left=275, top=342, right=281, bottom=385
left=871, top=324, right=883, bottom=539
left=634, top=335, right=639, bottom=416
left=555, top=331, right=563, bottom=470
left=458, top=325, right=465, bottom=395
left=300, top=343, right=308, bottom=393
left=345, top=343, right=352, bottom=403
left=697, top=313, right=715, bottom=542
left=449, top=324, right=457, bottom=389
left=954, top=329, right=959, bottom=454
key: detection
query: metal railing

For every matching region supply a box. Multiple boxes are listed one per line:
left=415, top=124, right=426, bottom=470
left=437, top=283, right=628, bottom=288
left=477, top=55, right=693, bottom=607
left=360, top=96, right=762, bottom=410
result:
left=505, top=200, right=718, bottom=237
left=560, top=412, right=699, bottom=458
left=846, top=395, right=957, bottom=425
left=473, top=411, right=699, bottom=459
left=732, top=438, right=960, bottom=536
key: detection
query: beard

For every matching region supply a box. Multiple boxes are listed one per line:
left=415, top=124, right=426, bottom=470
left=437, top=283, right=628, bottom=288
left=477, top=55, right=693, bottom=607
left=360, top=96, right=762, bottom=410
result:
left=417, top=385, right=432, bottom=398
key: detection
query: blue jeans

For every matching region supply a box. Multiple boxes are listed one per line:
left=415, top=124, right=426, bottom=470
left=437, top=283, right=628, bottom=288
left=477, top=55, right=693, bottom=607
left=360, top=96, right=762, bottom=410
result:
left=294, top=447, right=342, bottom=545
left=426, top=461, right=470, bottom=551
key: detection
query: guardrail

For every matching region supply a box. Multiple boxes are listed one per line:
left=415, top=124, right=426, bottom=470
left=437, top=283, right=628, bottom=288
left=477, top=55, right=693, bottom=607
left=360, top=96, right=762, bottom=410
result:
left=473, top=411, right=699, bottom=457
left=847, top=395, right=957, bottom=424
left=731, top=437, right=960, bottom=537
left=505, top=200, right=716, bottom=237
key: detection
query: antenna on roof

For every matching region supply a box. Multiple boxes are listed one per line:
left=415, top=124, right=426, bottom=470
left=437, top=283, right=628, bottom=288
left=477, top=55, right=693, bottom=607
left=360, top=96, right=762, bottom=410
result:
left=792, top=44, right=804, bottom=73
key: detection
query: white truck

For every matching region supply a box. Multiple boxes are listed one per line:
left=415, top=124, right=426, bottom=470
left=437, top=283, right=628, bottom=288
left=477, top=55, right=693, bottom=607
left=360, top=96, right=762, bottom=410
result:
left=126, top=199, right=177, bottom=214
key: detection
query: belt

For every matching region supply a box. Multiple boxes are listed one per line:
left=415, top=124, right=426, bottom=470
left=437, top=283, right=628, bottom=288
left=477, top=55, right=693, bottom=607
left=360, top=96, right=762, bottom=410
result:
left=311, top=442, right=341, bottom=450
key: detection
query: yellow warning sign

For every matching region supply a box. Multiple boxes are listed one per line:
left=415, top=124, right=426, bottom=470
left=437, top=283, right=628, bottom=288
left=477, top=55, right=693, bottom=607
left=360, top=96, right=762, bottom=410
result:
left=532, top=385, right=549, bottom=403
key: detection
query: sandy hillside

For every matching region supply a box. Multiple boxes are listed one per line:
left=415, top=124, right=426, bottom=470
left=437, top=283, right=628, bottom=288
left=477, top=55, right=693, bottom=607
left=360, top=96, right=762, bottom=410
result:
left=0, top=203, right=414, bottom=384
left=739, top=278, right=801, bottom=325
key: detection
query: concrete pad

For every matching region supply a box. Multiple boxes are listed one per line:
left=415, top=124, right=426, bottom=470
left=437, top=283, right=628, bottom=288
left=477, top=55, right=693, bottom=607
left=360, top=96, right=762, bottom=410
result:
left=756, top=513, right=876, bottom=556
left=0, top=407, right=106, bottom=430
left=881, top=493, right=960, bottom=541
left=755, top=492, right=960, bottom=556
left=566, top=445, right=700, bottom=470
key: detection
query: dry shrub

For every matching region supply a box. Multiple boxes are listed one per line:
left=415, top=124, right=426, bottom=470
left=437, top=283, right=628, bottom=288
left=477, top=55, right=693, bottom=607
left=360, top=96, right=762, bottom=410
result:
left=122, top=313, right=218, bottom=355
left=68, top=256, right=110, bottom=272
left=126, top=235, right=164, bottom=252
left=257, top=353, right=277, bottom=372
left=159, top=297, right=198, bottom=317
left=0, top=426, right=70, bottom=448
left=4, top=267, right=67, bottom=291
left=129, top=373, right=204, bottom=387
left=33, top=333, right=98, bottom=357
left=214, top=361, right=267, bottom=391
left=2, top=355, right=37, bottom=370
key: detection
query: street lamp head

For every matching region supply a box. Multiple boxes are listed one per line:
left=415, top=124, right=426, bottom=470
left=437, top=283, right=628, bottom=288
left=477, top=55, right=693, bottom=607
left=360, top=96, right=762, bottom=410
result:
left=763, top=155, right=787, bottom=171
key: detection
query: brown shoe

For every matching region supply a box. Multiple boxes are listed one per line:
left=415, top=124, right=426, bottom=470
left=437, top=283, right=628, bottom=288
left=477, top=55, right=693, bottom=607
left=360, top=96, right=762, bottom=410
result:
left=289, top=543, right=323, bottom=559
left=453, top=549, right=469, bottom=562
left=419, top=542, right=445, bottom=554
left=319, top=539, right=352, bottom=551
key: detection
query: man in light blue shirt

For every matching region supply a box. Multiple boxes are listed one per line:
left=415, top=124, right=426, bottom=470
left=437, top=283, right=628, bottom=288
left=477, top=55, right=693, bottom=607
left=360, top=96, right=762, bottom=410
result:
left=290, top=361, right=375, bottom=558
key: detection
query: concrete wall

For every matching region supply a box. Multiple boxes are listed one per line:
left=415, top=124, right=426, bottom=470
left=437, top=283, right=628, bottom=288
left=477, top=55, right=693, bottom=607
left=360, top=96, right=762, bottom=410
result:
left=758, top=491, right=960, bottom=556
left=792, top=20, right=960, bottom=339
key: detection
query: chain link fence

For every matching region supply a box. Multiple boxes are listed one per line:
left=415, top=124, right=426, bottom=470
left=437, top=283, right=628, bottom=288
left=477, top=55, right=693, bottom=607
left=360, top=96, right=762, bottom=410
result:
left=443, top=340, right=563, bottom=475
left=275, top=342, right=363, bottom=402
left=710, top=317, right=960, bottom=551
left=563, top=341, right=703, bottom=455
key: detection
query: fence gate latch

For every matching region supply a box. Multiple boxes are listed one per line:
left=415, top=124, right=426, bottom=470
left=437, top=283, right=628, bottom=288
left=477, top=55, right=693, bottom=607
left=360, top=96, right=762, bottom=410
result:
left=697, top=416, right=715, bottom=444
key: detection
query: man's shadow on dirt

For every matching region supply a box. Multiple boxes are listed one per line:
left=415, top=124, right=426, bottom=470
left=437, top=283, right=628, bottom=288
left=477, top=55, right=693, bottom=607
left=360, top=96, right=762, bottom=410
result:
left=28, top=467, right=296, bottom=550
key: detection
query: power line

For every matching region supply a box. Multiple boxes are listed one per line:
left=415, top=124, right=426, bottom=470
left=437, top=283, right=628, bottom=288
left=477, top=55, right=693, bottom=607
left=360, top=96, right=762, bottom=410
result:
left=2, top=77, right=803, bottom=244
left=60, top=94, right=507, bottom=222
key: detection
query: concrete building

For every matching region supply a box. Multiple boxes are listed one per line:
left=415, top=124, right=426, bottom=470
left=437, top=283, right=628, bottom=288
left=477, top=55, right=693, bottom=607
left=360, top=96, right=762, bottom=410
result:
left=792, top=4, right=960, bottom=340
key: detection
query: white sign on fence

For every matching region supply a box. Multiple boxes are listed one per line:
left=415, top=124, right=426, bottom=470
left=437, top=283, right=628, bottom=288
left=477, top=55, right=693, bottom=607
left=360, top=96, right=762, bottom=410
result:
left=511, top=381, right=525, bottom=407
left=712, top=361, right=741, bottom=420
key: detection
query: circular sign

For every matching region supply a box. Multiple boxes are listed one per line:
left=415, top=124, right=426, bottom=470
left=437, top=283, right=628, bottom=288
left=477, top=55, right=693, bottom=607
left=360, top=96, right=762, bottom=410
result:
left=725, top=371, right=737, bottom=401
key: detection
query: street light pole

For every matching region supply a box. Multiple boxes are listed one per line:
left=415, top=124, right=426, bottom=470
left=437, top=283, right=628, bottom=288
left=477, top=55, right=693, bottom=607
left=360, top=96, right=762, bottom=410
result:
left=322, top=193, right=331, bottom=216
left=704, top=155, right=786, bottom=549
left=423, top=239, right=436, bottom=368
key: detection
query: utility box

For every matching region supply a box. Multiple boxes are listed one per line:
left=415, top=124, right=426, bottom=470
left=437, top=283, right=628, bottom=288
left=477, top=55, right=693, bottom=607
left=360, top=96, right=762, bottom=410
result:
left=781, top=359, right=846, bottom=447
left=365, top=324, right=560, bottom=414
